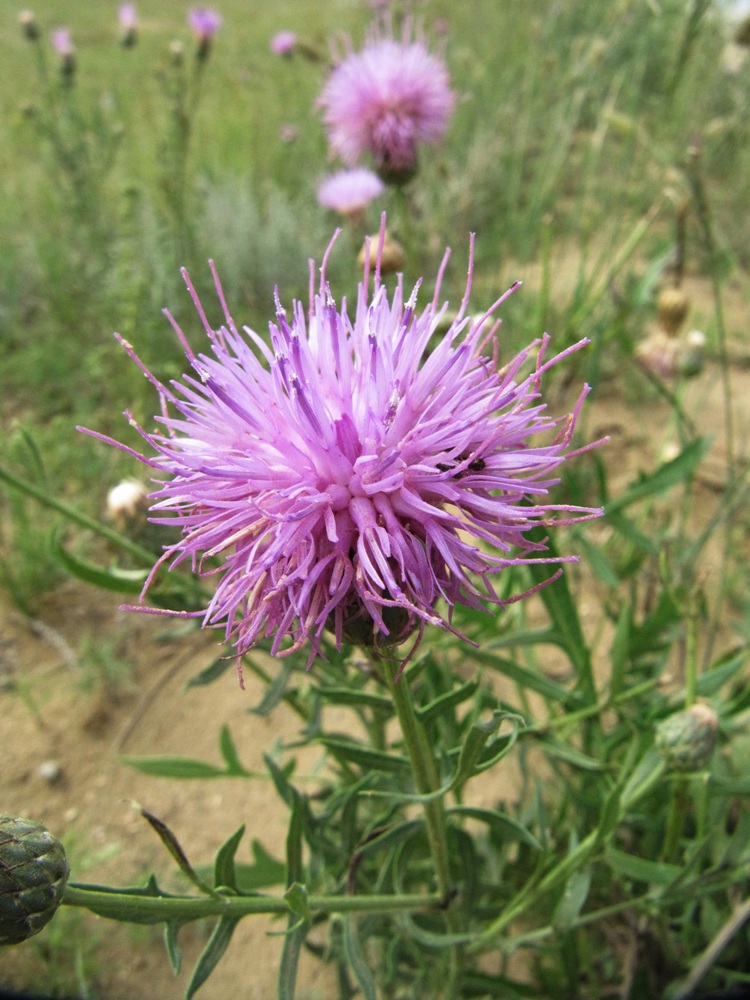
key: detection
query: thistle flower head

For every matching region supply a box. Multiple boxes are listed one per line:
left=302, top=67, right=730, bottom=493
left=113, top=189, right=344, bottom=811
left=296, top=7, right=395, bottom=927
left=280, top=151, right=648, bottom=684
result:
left=318, top=168, right=385, bottom=218
left=188, top=7, right=221, bottom=58
left=52, top=27, right=74, bottom=56
left=270, top=30, right=297, bottom=56
left=82, top=219, right=602, bottom=672
left=319, top=23, right=455, bottom=183
left=188, top=7, right=222, bottom=39
left=119, top=4, right=137, bottom=29
left=118, top=4, right=138, bottom=46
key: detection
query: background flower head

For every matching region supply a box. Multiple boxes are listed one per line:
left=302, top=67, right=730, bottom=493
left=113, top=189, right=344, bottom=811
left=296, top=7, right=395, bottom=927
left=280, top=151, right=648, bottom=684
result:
left=84, top=220, right=601, bottom=668
left=270, top=30, right=296, bottom=56
left=318, top=168, right=385, bottom=217
left=319, top=24, right=455, bottom=184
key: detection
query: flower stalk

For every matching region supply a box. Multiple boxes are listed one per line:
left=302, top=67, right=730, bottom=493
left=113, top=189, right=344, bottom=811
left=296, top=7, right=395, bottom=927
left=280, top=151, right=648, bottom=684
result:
left=62, top=884, right=441, bottom=922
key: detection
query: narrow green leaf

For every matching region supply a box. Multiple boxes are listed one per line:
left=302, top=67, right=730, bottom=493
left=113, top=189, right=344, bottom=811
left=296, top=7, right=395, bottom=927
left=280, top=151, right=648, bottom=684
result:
left=219, top=725, right=248, bottom=776
left=447, top=806, right=540, bottom=850
left=574, top=530, right=620, bottom=588
left=52, top=533, right=148, bottom=593
left=475, top=649, right=582, bottom=709
left=278, top=921, right=306, bottom=1000
left=316, top=686, right=393, bottom=714
left=552, top=866, right=592, bottom=931
left=605, top=510, right=659, bottom=553
left=122, top=756, right=229, bottom=780
left=696, top=648, right=746, bottom=696
left=186, top=916, right=241, bottom=1000
left=286, top=792, right=304, bottom=886
left=605, top=846, right=683, bottom=886
left=343, top=916, right=377, bottom=1000
left=250, top=662, right=294, bottom=716
left=538, top=738, right=607, bottom=772
left=604, top=438, right=708, bottom=515
left=213, top=825, right=245, bottom=892
left=139, top=807, right=216, bottom=897
left=416, top=679, right=479, bottom=727
left=185, top=655, right=234, bottom=688
left=453, top=711, right=523, bottom=788
left=356, top=819, right=424, bottom=857
left=164, top=921, right=184, bottom=975
left=318, top=737, right=411, bottom=776
left=609, top=605, right=631, bottom=699
left=524, top=533, right=594, bottom=698
left=264, top=753, right=296, bottom=809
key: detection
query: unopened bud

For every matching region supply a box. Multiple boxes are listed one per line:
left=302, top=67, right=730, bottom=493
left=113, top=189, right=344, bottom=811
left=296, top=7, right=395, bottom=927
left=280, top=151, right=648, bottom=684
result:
left=357, top=232, right=406, bottom=276
left=19, top=10, right=40, bottom=41
left=0, top=816, right=69, bottom=945
left=656, top=703, right=719, bottom=772
left=657, top=286, right=690, bottom=337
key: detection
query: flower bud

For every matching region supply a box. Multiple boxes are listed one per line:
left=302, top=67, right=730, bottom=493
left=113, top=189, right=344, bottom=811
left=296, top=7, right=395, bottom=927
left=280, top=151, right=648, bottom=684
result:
left=657, top=286, right=689, bottom=337
left=0, top=816, right=69, bottom=945
left=656, top=703, right=719, bottom=773
left=19, top=10, right=40, bottom=41
left=357, top=232, right=406, bottom=275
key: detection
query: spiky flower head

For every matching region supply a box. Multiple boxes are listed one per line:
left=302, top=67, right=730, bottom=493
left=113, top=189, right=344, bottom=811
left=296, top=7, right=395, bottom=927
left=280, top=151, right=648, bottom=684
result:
left=81, top=219, right=601, bottom=673
left=318, top=168, right=385, bottom=218
left=319, top=23, right=455, bottom=184
left=0, top=816, right=69, bottom=945
left=52, top=27, right=76, bottom=81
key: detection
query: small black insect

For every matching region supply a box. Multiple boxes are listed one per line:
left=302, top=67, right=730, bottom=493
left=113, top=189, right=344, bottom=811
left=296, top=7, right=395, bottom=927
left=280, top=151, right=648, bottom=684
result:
left=436, top=454, right=485, bottom=479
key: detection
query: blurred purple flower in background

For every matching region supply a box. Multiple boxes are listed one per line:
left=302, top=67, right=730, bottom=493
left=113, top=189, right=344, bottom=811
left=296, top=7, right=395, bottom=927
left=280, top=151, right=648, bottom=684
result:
left=189, top=7, right=221, bottom=58
left=83, top=222, right=601, bottom=670
left=319, top=23, right=455, bottom=183
left=52, top=27, right=76, bottom=80
left=270, top=30, right=296, bottom=56
left=118, top=4, right=138, bottom=47
left=52, top=27, right=74, bottom=56
left=318, top=168, right=385, bottom=217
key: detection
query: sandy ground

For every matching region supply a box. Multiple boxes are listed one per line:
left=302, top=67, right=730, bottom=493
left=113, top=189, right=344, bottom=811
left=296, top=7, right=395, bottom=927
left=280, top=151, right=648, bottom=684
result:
left=1, top=268, right=749, bottom=999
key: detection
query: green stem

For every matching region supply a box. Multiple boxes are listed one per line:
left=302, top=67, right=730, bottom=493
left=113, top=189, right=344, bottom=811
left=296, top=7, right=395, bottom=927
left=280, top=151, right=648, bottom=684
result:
left=0, top=463, right=156, bottom=565
left=380, top=655, right=453, bottom=904
left=377, top=651, right=464, bottom=995
left=63, top=884, right=440, bottom=923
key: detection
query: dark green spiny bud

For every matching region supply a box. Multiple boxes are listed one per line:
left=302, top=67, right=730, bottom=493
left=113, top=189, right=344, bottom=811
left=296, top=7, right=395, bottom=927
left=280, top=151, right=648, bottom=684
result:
left=0, top=816, right=69, bottom=945
left=656, top=704, right=719, bottom=773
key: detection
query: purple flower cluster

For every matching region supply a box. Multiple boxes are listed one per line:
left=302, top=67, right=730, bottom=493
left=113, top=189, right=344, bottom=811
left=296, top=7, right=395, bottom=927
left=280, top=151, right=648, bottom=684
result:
left=319, top=23, right=454, bottom=183
left=83, top=222, right=601, bottom=669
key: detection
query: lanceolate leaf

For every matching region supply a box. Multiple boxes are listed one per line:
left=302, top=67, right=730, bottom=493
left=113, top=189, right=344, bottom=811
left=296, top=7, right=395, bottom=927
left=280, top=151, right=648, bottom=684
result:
left=185, top=916, right=241, bottom=1000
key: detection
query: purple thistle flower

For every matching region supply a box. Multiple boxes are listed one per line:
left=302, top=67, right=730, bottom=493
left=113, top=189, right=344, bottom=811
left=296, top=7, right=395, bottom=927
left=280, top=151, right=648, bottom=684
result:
left=80, top=219, right=602, bottom=673
left=319, top=24, right=455, bottom=183
left=188, top=8, right=221, bottom=44
left=119, top=4, right=137, bottom=30
left=318, top=168, right=385, bottom=217
left=52, top=27, right=74, bottom=57
left=118, top=4, right=138, bottom=47
left=270, top=30, right=297, bottom=56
